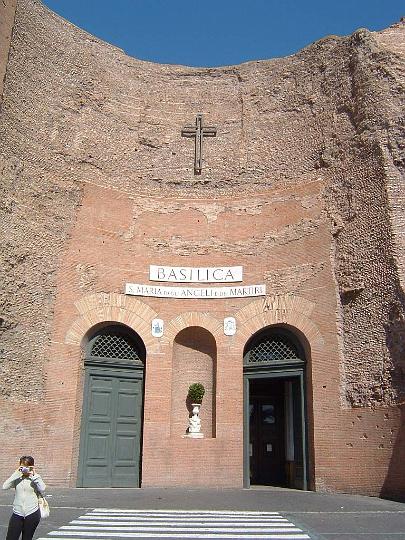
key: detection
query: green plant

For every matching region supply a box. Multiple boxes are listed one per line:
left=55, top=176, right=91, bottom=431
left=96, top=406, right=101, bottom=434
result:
left=188, top=382, right=205, bottom=404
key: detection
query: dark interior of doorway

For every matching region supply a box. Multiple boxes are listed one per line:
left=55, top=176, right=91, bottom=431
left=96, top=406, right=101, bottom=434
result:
left=249, top=377, right=304, bottom=488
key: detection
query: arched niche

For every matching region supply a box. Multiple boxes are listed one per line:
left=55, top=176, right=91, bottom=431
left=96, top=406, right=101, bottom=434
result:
left=171, top=326, right=217, bottom=438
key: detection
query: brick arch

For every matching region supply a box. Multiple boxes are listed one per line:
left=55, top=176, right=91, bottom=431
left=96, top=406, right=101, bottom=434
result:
left=164, top=312, right=222, bottom=344
left=234, top=294, right=324, bottom=354
left=64, top=292, right=158, bottom=349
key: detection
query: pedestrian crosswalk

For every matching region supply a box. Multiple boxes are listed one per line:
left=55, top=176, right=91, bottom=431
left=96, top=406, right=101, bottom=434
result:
left=37, top=508, right=311, bottom=539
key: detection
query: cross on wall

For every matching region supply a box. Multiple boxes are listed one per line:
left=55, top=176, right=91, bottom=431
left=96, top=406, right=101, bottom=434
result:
left=181, top=114, right=217, bottom=175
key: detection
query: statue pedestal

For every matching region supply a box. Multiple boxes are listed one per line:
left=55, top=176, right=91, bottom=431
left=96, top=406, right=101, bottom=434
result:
left=183, top=432, right=204, bottom=439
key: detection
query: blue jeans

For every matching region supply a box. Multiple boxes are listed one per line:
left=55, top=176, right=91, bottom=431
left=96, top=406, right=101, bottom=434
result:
left=6, top=509, right=41, bottom=540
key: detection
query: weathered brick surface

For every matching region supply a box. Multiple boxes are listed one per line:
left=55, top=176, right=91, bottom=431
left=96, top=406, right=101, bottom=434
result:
left=0, top=0, right=17, bottom=107
left=0, top=0, right=404, bottom=497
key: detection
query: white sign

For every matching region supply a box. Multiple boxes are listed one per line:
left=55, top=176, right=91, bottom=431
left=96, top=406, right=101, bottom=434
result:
left=149, top=265, right=243, bottom=283
left=125, top=283, right=266, bottom=299
left=151, top=318, right=164, bottom=338
left=224, top=317, right=236, bottom=336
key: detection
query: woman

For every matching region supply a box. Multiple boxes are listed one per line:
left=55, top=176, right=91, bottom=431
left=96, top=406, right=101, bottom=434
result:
left=3, top=455, right=46, bottom=540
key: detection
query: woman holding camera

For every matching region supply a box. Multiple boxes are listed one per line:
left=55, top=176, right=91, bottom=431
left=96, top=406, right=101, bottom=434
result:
left=2, top=455, right=46, bottom=540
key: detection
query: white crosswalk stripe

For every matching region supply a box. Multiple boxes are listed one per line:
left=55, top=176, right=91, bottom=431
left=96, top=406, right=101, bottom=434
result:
left=37, top=508, right=311, bottom=539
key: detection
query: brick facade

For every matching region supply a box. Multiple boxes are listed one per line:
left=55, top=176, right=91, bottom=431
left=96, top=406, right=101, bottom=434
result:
left=0, top=1, right=404, bottom=499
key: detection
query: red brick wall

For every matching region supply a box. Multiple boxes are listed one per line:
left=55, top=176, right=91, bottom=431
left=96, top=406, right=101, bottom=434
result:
left=0, top=0, right=404, bottom=499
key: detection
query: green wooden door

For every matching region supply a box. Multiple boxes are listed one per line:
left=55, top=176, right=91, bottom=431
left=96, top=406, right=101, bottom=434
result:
left=79, top=366, right=144, bottom=487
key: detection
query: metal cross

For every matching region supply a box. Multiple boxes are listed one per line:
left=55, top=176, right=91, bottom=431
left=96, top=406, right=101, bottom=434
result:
left=181, top=113, right=217, bottom=175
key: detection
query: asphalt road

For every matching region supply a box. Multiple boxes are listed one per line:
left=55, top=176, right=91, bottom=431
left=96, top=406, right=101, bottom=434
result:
left=0, top=487, right=404, bottom=540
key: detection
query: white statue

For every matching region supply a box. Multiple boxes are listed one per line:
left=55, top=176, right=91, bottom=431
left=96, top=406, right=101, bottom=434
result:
left=185, top=404, right=204, bottom=438
left=188, top=405, right=201, bottom=433
left=184, top=383, right=205, bottom=438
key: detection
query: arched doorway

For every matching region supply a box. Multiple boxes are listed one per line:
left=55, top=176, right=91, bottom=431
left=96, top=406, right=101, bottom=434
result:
left=243, top=327, right=308, bottom=490
left=78, top=324, right=145, bottom=487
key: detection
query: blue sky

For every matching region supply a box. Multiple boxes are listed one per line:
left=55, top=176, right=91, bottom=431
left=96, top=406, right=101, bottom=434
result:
left=42, top=0, right=404, bottom=67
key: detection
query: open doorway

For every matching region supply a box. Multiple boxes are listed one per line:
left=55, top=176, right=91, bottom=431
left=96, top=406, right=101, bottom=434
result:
left=243, top=327, right=309, bottom=490
left=248, top=376, right=305, bottom=488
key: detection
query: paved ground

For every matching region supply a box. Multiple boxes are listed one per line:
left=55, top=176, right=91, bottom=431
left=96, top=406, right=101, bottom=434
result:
left=0, top=487, right=404, bottom=540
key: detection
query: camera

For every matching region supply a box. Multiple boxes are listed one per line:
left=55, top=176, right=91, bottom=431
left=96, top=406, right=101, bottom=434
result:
left=19, top=466, right=31, bottom=474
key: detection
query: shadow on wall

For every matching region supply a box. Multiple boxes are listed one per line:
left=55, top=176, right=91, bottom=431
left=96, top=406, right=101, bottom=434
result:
left=385, top=292, right=405, bottom=404
left=381, top=404, right=405, bottom=502
left=381, top=292, right=405, bottom=501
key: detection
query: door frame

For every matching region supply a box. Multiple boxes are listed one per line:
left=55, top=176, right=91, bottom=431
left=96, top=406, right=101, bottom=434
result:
left=243, top=368, right=308, bottom=490
left=77, top=361, right=145, bottom=487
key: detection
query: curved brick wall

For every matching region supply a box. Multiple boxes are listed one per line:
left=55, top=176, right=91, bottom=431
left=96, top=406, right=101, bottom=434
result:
left=0, top=0, right=404, bottom=498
